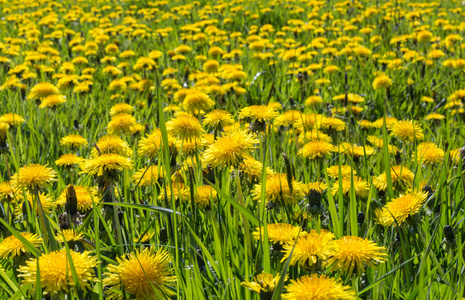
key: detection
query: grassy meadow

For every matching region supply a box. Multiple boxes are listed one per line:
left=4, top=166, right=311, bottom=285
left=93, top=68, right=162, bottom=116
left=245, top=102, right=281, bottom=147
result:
left=1, top=0, right=465, bottom=299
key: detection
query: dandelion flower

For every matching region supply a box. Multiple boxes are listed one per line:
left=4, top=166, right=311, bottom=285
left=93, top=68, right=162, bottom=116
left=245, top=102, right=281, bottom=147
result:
left=281, top=230, right=335, bottom=268
left=110, top=103, right=134, bottom=116
left=91, top=135, right=132, bottom=157
left=282, top=275, right=356, bottom=300
left=241, top=271, right=286, bottom=296
left=80, top=154, right=132, bottom=178
left=372, top=74, right=392, bottom=90
left=195, top=185, right=217, bottom=208
left=138, top=130, right=176, bottom=158
left=239, top=105, right=279, bottom=121
left=107, top=113, right=137, bottom=135
left=39, top=94, right=66, bottom=109
left=0, top=181, right=16, bottom=204
left=202, top=130, right=257, bottom=168
left=55, top=229, right=84, bottom=243
left=0, top=232, right=42, bottom=259
left=416, top=142, right=444, bottom=165
left=320, top=117, right=346, bottom=131
left=18, top=248, right=97, bottom=296
left=376, top=191, right=428, bottom=226
left=327, top=236, right=387, bottom=276
left=331, top=176, right=370, bottom=198
left=299, top=140, right=336, bottom=160
left=159, top=182, right=190, bottom=202
left=60, top=134, right=88, bottom=149
left=133, top=165, right=164, bottom=186
left=374, top=165, right=414, bottom=191
left=27, top=82, right=59, bottom=100
left=12, top=164, right=57, bottom=190
left=166, top=114, right=204, bottom=141
left=239, top=155, right=273, bottom=180
left=103, top=248, right=176, bottom=300
left=55, top=154, right=84, bottom=167
left=389, top=120, right=424, bottom=142
left=252, top=223, right=303, bottom=245
left=252, top=174, right=306, bottom=205
left=305, top=95, right=323, bottom=107
left=203, top=109, right=234, bottom=128
left=183, top=90, right=215, bottom=113
left=326, top=165, right=356, bottom=178
left=0, top=113, right=25, bottom=126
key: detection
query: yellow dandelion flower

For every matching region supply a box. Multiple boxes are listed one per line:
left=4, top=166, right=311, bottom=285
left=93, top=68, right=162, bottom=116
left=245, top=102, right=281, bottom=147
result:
left=238, top=105, right=279, bottom=121
left=39, top=94, right=66, bottom=109
left=327, top=236, right=387, bottom=276
left=91, top=135, right=132, bottom=157
left=281, top=230, right=335, bottom=268
left=133, top=165, right=164, bottom=186
left=55, top=229, right=84, bottom=243
left=80, top=154, right=133, bottom=178
left=252, top=223, right=303, bottom=245
left=305, top=95, right=323, bottom=107
left=166, top=114, right=204, bottom=141
left=60, top=134, right=88, bottom=149
left=239, top=155, right=274, bottom=180
left=374, top=165, right=414, bottom=191
left=203, top=109, right=234, bottom=128
left=320, top=117, right=346, bottom=131
left=282, top=275, right=356, bottom=300
left=159, top=182, right=190, bottom=202
left=138, top=130, right=176, bottom=158
left=0, top=181, right=16, bottom=204
left=202, top=130, right=257, bottom=168
left=372, top=74, right=392, bottom=90
left=0, top=113, right=25, bottom=126
left=55, top=153, right=84, bottom=167
left=0, top=232, right=42, bottom=259
left=252, top=173, right=306, bottom=205
left=389, top=120, right=424, bottom=142
left=107, top=113, right=137, bottom=135
left=241, top=271, right=286, bottom=296
left=183, top=90, right=215, bottom=113
left=416, top=142, right=444, bottom=165
left=338, top=143, right=376, bottom=157
left=366, top=135, right=399, bottom=155
left=18, top=249, right=97, bottom=296
left=27, top=82, right=59, bottom=100
left=110, top=103, right=134, bottom=116
left=299, top=140, right=336, bottom=160
left=376, top=191, right=428, bottom=226
left=12, top=164, right=57, bottom=190
left=326, top=165, right=356, bottom=178
left=331, top=176, right=370, bottom=198
left=195, top=185, right=217, bottom=208
left=103, top=248, right=176, bottom=300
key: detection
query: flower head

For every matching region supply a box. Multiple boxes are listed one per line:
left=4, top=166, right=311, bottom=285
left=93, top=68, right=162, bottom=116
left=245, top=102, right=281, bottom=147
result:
left=416, top=142, right=444, bottom=165
left=55, top=229, right=84, bottom=243
left=299, top=140, right=336, bottom=160
left=239, top=105, right=279, bottom=121
left=55, top=154, right=84, bottom=167
left=133, top=165, right=164, bottom=186
left=252, top=223, right=303, bottom=245
left=56, top=185, right=97, bottom=212
left=103, top=248, right=176, bottom=300
left=376, top=191, right=428, bottom=226
left=195, top=185, right=217, bottom=208
left=166, top=114, right=204, bottom=141
left=110, top=103, right=134, bottom=116
left=12, top=164, right=57, bottom=190
left=92, top=135, right=132, bottom=157
left=327, top=236, right=387, bottom=276
left=203, top=109, right=234, bottom=128
left=18, top=248, right=97, bottom=296
left=0, top=232, right=42, bottom=259
left=80, top=154, right=133, bottom=178
left=282, top=275, right=356, bottom=300
left=0, top=113, right=25, bottom=126
left=252, top=174, right=306, bottom=205
left=28, top=82, right=59, bottom=100
left=202, top=130, right=257, bottom=168
left=372, top=75, right=392, bottom=90
left=374, top=165, right=414, bottom=191
left=183, top=90, right=215, bottom=113
left=39, top=94, right=66, bottom=109
left=331, top=176, right=370, bottom=198
left=389, top=120, right=424, bottom=142
left=60, top=134, right=88, bottom=149
left=107, top=113, right=138, bottom=135
left=138, top=129, right=176, bottom=158
left=241, top=271, right=286, bottom=296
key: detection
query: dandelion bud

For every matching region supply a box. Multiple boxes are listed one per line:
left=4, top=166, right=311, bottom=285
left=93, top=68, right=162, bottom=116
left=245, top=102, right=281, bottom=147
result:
left=66, top=185, right=78, bottom=216
left=357, top=212, right=366, bottom=225
left=58, top=212, right=70, bottom=230
left=444, top=225, right=455, bottom=241
left=73, top=119, right=79, bottom=131
left=307, top=189, right=322, bottom=207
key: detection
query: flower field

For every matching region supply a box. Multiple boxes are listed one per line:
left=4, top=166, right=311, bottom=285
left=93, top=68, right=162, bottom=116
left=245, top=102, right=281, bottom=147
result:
left=0, top=0, right=465, bottom=299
